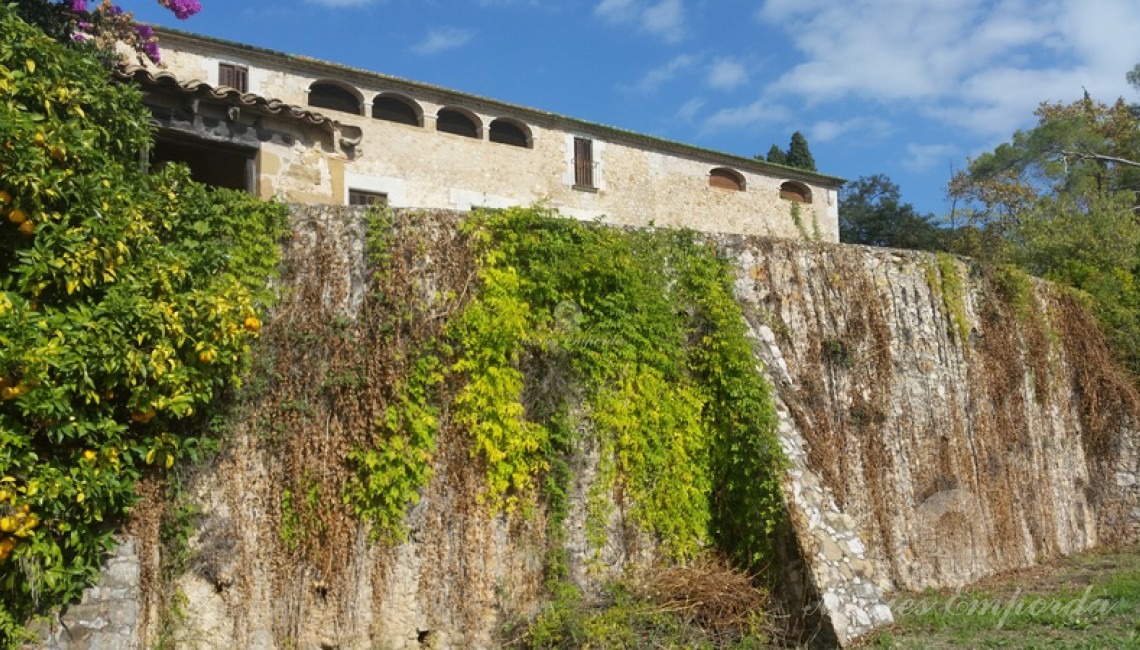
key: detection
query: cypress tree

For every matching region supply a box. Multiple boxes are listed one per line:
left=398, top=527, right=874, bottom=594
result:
left=785, top=131, right=816, bottom=171
left=764, top=144, right=787, bottom=165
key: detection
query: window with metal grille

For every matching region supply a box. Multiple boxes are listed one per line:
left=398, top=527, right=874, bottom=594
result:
left=349, top=190, right=388, bottom=207
left=573, top=137, right=594, bottom=189
left=218, top=63, right=248, bottom=93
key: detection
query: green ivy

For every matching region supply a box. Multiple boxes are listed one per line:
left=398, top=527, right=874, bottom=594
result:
left=340, top=207, right=447, bottom=542
left=935, top=253, right=971, bottom=346
left=674, top=238, right=787, bottom=567
left=451, top=208, right=785, bottom=569
left=991, top=264, right=1036, bottom=323
left=0, top=8, right=287, bottom=643
left=449, top=245, right=549, bottom=511
left=343, top=351, right=442, bottom=541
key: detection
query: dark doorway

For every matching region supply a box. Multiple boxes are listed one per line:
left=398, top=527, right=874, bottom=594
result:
left=152, top=136, right=256, bottom=193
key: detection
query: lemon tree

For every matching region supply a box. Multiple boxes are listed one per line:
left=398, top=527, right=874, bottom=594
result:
left=0, top=7, right=286, bottom=643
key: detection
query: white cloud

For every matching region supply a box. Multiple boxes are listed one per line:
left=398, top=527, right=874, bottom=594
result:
left=753, top=0, right=1140, bottom=135
left=902, top=143, right=960, bottom=173
left=594, top=0, right=687, bottom=43
left=707, top=57, right=748, bottom=91
left=595, top=0, right=638, bottom=22
left=809, top=117, right=890, bottom=144
left=675, top=97, right=706, bottom=122
left=642, top=0, right=685, bottom=43
left=704, top=98, right=791, bottom=131
left=411, top=27, right=477, bottom=56
left=624, top=54, right=699, bottom=92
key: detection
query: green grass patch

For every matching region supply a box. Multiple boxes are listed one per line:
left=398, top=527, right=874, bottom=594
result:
left=866, top=545, right=1140, bottom=649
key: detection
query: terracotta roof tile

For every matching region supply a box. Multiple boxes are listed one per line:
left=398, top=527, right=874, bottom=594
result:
left=115, top=65, right=336, bottom=131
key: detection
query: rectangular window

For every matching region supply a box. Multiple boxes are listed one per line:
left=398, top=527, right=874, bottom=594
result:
left=349, top=190, right=388, bottom=207
left=218, top=63, right=249, bottom=93
left=573, top=137, right=594, bottom=189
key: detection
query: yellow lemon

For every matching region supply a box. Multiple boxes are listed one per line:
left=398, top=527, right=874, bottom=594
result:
left=18, top=220, right=34, bottom=235
left=0, top=537, right=16, bottom=562
left=0, top=190, right=10, bottom=206
left=0, top=517, right=15, bottom=533
left=83, top=449, right=97, bottom=462
left=243, top=316, right=262, bottom=332
left=7, top=208, right=26, bottom=224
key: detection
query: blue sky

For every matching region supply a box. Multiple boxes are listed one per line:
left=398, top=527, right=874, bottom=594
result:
left=128, top=0, right=1140, bottom=218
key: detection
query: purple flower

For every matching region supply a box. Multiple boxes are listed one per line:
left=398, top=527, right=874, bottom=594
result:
left=71, top=32, right=90, bottom=42
left=135, top=24, right=155, bottom=40
left=78, top=21, right=92, bottom=30
left=144, top=41, right=161, bottom=63
left=69, top=0, right=88, bottom=12
left=159, top=0, right=202, bottom=20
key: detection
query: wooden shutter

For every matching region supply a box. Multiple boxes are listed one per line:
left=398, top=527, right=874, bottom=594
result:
left=709, top=168, right=744, bottom=191
left=779, top=182, right=811, bottom=203
left=219, top=64, right=248, bottom=93
left=574, top=137, right=594, bottom=188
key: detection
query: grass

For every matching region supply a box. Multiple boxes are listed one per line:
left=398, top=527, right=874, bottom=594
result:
left=856, top=544, right=1140, bottom=649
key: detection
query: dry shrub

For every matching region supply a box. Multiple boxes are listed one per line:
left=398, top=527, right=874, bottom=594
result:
left=637, top=556, right=773, bottom=641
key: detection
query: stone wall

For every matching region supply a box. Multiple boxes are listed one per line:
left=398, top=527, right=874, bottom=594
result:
left=723, top=238, right=1140, bottom=643
left=33, top=207, right=660, bottom=650
left=34, top=540, right=144, bottom=650
left=32, top=210, right=1140, bottom=649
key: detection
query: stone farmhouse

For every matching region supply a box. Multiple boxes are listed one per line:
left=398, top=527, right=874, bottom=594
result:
left=122, top=29, right=844, bottom=241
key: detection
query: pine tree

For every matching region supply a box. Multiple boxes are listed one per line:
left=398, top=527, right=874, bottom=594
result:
left=785, top=131, right=816, bottom=171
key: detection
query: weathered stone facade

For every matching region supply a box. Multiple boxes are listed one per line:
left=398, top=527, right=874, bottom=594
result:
left=33, top=210, right=1140, bottom=649
left=141, top=29, right=842, bottom=242
left=727, top=239, right=1140, bottom=643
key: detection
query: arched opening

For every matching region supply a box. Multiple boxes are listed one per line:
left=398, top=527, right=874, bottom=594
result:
left=307, top=81, right=362, bottom=115
left=436, top=107, right=480, bottom=138
left=489, top=118, right=531, bottom=148
left=372, top=93, right=421, bottom=126
left=780, top=181, right=812, bottom=203
left=709, top=167, right=745, bottom=191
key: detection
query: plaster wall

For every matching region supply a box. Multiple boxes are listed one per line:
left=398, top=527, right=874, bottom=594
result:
left=153, top=37, right=840, bottom=241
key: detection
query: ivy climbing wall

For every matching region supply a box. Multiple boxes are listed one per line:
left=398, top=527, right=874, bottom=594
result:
left=34, top=208, right=1140, bottom=650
